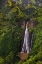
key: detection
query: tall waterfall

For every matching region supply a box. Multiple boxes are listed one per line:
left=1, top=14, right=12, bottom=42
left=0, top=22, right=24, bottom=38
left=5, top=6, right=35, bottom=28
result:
left=21, top=22, right=29, bottom=53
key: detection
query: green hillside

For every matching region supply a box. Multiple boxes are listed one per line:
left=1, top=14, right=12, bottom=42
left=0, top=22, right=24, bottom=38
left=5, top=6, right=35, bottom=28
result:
left=0, top=1, right=42, bottom=64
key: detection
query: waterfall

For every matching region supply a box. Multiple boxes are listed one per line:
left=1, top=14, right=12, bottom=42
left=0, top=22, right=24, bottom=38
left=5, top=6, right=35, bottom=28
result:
left=21, top=22, right=29, bottom=53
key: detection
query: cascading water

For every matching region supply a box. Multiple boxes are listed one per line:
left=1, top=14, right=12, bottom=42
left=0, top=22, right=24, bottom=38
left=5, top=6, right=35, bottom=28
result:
left=21, top=22, right=29, bottom=53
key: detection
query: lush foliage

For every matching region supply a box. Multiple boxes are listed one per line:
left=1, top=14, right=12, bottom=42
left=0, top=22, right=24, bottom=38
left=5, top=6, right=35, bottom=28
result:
left=17, top=8, right=42, bottom=64
left=0, top=1, right=42, bottom=64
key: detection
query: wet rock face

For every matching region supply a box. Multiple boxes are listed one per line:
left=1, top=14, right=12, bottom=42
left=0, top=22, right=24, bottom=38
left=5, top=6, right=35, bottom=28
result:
left=21, top=21, right=25, bottom=29
left=17, top=20, right=25, bottom=29
left=28, top=21, right=34, bottom=28
left=0, top=0, right=7, bottom=9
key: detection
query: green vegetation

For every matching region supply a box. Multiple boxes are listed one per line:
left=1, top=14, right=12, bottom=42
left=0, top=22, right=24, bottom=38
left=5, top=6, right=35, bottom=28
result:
left=0, top=1, right=42, bottom=64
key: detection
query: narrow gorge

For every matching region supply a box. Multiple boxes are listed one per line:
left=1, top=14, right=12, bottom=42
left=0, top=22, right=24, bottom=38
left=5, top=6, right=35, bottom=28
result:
left=19, top=20, right=34, bottom=60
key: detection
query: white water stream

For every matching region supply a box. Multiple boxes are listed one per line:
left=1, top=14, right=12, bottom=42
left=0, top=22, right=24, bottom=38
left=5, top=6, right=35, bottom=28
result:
left=21, top=22, right=29, bottom=53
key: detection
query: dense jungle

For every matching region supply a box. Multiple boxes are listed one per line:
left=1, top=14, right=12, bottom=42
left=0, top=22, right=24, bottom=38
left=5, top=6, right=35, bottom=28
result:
left=0, top=0, right=42, bottom=64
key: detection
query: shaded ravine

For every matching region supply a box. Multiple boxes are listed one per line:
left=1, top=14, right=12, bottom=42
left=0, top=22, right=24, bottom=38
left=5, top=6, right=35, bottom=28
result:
left=19, top=20, right=34, bottom=60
